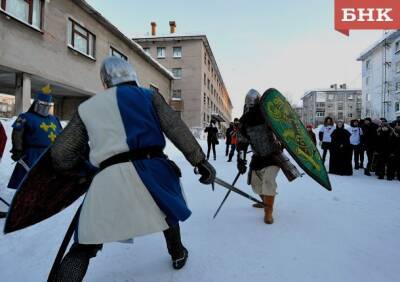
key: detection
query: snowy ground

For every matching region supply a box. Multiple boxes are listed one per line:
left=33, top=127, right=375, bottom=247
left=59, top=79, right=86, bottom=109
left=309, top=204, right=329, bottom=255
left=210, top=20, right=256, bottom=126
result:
left=0, top=123, right=400, bottom=282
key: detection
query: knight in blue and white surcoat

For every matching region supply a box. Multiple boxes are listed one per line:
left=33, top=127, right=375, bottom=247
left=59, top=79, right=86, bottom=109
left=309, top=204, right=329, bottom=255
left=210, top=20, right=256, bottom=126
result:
left=50, top=57, right=215, bottom=281
left=8, top=88, right=62, bottom=189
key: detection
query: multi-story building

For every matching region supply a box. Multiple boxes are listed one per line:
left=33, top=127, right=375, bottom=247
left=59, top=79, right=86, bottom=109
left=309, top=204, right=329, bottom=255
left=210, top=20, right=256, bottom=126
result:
left=357, top=30, right=400, bottom=120
left=302, top=85, right=362, bottom=126
left=0, top=0, right=174, bottom=119
left=134, top=22, right=233, bottom=130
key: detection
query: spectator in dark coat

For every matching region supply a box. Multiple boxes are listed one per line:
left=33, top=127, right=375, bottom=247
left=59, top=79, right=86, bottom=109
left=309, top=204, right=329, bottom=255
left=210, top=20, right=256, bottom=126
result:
left=375, top=122, right=392, bottom=180
left=329, top=121, right=352, bottom=176
left=388, top=125, right=400, bottom=180
left=361, top=118, right=378, bottom=176
left=319, top=117, right=334, bottom=164
left=204, top=120, right=219, bottom=160
left=306, top=125, right=316, bottom=145
left=387, top=121, right=400, bottom=181
left=225, top=122, right=234, bottom=156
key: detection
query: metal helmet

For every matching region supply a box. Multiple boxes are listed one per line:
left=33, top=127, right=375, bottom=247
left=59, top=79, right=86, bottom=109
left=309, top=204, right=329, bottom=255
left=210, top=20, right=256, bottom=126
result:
left=244, top=89, right=261, bottom=113
left=100, top=56, right=139, bottom=89
left=33, top=85, right=53, bottom=117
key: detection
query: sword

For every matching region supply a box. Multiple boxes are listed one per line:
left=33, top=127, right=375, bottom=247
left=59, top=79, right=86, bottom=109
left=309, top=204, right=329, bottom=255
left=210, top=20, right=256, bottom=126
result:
left=213, top=172, right=241, bottom=219
left=213, top=177, right=265, bottom=208
left=0, top=196, right=10, bottom=207
left=18, top=159, right=30, bottom=172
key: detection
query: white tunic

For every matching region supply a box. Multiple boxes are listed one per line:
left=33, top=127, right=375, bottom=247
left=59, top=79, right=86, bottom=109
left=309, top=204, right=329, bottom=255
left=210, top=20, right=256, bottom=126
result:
left=77, top=87, right=169, bottom=244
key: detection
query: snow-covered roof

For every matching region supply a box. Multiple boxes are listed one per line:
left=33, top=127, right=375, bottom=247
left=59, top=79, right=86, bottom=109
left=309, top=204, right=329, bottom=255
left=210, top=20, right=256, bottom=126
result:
left=71, top=0, right=175, bottom=80
left=357, top=30, right=400, bottom=61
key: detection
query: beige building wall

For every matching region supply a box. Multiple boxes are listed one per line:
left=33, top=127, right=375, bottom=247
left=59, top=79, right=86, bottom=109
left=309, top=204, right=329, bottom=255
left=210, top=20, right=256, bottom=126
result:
left=138, top=39, right=203, bottom=126
left=135, top=35, right=233, bottom=128
left=0, top=0, right=172, bottom=119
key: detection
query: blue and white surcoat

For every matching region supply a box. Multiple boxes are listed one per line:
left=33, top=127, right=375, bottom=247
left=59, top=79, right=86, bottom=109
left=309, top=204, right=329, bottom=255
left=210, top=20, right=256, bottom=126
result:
left=77, top=85, right=190, bottom=244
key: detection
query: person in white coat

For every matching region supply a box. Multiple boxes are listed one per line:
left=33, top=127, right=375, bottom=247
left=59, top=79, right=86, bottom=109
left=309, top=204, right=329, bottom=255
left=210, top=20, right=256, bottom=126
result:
left=348, top=119, right=364, bottom=169
left=318, top=117, right=334, bottom=164
left=50, top=57, right=216, bottom=281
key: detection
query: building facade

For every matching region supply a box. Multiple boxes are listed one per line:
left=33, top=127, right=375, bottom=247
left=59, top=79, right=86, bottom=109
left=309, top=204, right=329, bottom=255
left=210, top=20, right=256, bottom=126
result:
left=0, top=0, right=174, bottom=119
left=0, top=94, right=14, bottom=118
left=357, top=30, right=400, bottom=121
left=134, top=25, right=233, bottom=129
left=302, top=86, right=362, bottom=126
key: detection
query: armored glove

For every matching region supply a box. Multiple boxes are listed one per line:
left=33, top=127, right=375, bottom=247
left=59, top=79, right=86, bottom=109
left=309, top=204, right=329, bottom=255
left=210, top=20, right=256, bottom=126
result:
left=237, top=158, right=247, bottom=175
left=196, top=160, right=216, bottom=185
left=10, top=149, right=23, bottom=162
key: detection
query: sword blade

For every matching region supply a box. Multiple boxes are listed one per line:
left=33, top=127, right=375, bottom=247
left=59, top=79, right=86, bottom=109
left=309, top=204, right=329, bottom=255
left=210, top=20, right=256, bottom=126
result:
left=18, top=159, right=30, bottom=172
left=214, top=177, right=265, bottom=207
left=213, top=172, right=241, bottom=219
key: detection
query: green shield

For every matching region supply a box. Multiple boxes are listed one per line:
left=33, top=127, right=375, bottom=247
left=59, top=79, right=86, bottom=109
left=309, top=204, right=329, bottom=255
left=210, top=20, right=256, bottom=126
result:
left=260, top=88, right=332, bottom=191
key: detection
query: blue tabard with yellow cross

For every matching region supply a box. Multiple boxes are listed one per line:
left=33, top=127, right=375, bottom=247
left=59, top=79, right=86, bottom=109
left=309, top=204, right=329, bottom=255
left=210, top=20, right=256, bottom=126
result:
left=8, top=112, right=62, bottom=189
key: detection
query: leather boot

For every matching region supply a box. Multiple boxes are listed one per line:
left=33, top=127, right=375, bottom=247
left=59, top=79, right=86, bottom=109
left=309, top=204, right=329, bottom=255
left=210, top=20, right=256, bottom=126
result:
left=263, top=195, right=275, bottom=224
left=163, top=224, right=188, bottom=270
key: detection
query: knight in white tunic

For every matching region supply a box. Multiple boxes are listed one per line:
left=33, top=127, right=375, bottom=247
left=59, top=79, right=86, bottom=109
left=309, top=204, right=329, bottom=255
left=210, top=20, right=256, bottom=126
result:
left=50, top=57, right=216, bottom=281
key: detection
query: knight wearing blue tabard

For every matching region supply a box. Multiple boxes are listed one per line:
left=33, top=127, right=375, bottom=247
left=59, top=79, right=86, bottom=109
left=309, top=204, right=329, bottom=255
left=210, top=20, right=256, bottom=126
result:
left=8, top=87, right=62, bottom=189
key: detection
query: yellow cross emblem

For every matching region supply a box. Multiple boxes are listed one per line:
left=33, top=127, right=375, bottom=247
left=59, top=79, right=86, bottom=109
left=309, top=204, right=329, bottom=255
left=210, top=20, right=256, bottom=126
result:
left=40, top=122, right=58, bottom=142
left=48, top=132, right=57, bottom=143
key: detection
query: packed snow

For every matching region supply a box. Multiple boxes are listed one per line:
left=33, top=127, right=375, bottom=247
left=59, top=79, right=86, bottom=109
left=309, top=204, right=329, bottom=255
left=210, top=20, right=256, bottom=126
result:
left=0, top=120, right=399, bottom=282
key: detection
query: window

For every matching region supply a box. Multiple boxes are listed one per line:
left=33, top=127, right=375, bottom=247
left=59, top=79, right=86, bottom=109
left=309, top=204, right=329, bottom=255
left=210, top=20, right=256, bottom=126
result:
left=367, top=93, right=371, bottom=102
left=67, top=18, right=96, bottom=58
left=366, top=77, right=370, bottom=86
left=338, top=112, right=344, bottom=120
left=366, top=60, right=371, bottom=70
left=143, top=47, right=150, bottom=54
left=348, top=113, right=353, bottom=118
left=395, top=102, right=400, bottom=112
left=110, top=47, right=127, bottom=61
left=204, top=53, right=207, bottom=65
left=396, top=61, right=400, bottom=73
left=172, top=68, right=182, bottom=79
left=348, top=95, right=353, bottom=100
left=157, top=47, right=165, bottom=58
left=338, top=103, right=344, bottom=111
left=328, top=94, right=334, bottom=100
left=203, top=93, right=206, bottom=105
left=1, top=0, right=44, bottom=29
left=207, top=79, right=210, bottom=90
left=172, top=89, right=182, bottom=100
left=396, top=82, right=400, bottom=91
left=173, top=47, right=182, bottom=58
left=316, top=111, right=325, bottom=117
left=396, top=41, right=400, bottom=53
left=204, top=74, right=206, bottom=86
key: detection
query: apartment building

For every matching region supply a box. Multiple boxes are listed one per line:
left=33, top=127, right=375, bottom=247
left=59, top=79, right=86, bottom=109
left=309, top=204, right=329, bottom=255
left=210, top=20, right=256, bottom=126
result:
left=0, top=0, right=174, bottom=119
left=302, top=85, right=362, bottom=126
left=357, top=30, right=400, bottom=120
left=134, top=22, right=233, bottom=129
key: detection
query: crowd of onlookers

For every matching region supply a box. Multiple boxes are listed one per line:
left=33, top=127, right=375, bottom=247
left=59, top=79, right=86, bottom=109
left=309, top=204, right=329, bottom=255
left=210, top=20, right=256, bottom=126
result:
left=206, top=114, right=400, bottom=181
left=318, top=116, right=400, bottom=181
